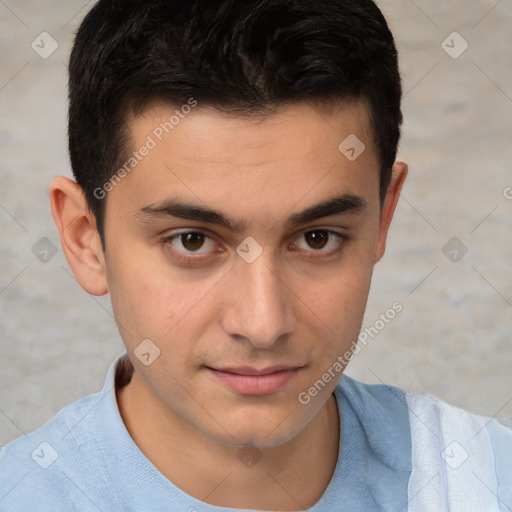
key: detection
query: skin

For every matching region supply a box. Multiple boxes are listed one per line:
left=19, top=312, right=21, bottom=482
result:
left=49, top=99, right=407, bottom=510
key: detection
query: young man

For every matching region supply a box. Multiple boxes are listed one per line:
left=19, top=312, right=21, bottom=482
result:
left=1, top=0, right=510, bottom=510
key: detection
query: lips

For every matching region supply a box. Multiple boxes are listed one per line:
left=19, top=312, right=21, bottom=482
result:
left=212, top=365, right=300, bottom=376
left=206, top=365, right=302, bottom=395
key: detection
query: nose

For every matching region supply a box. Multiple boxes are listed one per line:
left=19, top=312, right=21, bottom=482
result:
left=220, top=253, right=296, bottom=349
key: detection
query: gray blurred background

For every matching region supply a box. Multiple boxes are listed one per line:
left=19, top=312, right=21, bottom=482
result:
left=1, top=1, right=511, bottom=445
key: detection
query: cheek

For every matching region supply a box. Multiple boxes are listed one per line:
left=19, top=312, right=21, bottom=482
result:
left=303, top=244, right=375, bottom=360
left=315, top=270, right=371, bottom=336
left=106, top=244, right=217, bottom=350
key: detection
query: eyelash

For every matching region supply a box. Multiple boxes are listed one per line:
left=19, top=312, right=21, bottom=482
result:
left=160, top=229, right=349, bottom=264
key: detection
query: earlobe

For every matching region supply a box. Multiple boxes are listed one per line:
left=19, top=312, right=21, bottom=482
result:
left=374, top=161, right=408, bottom=263
left=49, top=176, right=109, bottom=296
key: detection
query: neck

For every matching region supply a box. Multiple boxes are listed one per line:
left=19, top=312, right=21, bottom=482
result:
left=116, top=368, right=340, bottom=511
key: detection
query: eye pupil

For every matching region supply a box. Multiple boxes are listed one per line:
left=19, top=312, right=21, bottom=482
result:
left=182, top=233, right=205, bottom=251
left=305, top=231, right=328, bottom=250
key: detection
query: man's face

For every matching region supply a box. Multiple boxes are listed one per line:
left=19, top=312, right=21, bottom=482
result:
left=103, top=100, right=385, bottom=448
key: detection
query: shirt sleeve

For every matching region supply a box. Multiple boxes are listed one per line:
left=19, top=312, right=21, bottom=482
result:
left=405, top=390, right=512, bottom=512
left=485, top=418, right=512, bottom=511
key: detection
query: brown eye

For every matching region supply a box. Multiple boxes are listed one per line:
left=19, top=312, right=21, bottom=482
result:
left=293, top=229, right=347, bottom=256
left=181, top=232, right=205, bottom=251
left=304, top=230, right=329, bottom=250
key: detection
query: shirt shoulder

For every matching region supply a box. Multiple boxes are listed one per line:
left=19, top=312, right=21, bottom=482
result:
left=334, top=376, right=512, bottom=511
left=337, top=373, right=412, bottom=470
left=404, top=389, right=512, bottom=511
left=0, top=364, right=124, bottom=511
left=322, top=375, right=413, bottom=511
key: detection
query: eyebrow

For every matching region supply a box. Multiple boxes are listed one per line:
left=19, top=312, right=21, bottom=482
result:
left=136, top=193, right=366, bottom=232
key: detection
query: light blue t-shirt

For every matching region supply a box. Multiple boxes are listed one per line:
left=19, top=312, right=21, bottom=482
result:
left=1, top=355, right=511, bottom=511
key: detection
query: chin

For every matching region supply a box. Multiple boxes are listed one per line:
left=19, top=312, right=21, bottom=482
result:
left=209, top=412, right=308, bottom=450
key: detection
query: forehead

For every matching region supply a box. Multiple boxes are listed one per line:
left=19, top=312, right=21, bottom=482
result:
left=106, top=99, right=380, bottom=228
left=127, top=98, right=374, bottom=162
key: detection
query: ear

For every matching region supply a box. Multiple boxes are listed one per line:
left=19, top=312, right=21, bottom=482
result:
left=374, top=161, right=408, bottom=263
left=49, top=176, right=108, bottom=296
